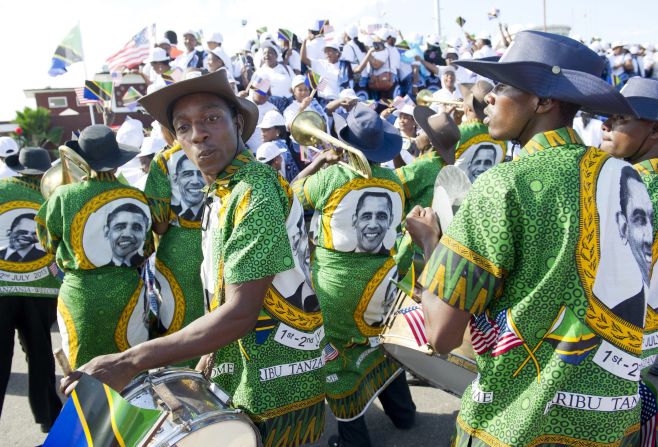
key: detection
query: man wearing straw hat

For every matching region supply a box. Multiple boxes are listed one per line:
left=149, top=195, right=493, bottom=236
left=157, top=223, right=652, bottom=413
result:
left=407, top=31, right=649, bottom=446
left=0, top=147, right=61, bottom=433
left=61, top=70, right=326, bottom=447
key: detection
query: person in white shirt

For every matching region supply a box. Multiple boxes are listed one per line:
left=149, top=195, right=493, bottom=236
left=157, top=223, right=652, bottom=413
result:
left=431, top=66, right=463, bottom=115
left=472, top=32, right=496, bottom=59
left=0, top=137, right=18, bottom=180
left=145, top=48, right=181, bottom=95
left=205, top=32, right=234, bottom=75
left=278, top=33, right=302, bottom=74
left=443, top=48, right=476, bottom=85
left=608, top=42, right=631, bottom=77
left=173, top=30, right=205, bottom=70
left=572, top=112, right=604, bottom=148
left=301, top=39, right=345, bottom=102
left=252, top=42, right=294, bottom=98
left=239, top=76, right=277, bottom=153
left=305, top=21, right=326, bottom=62
left=283, top=75, right=329, bottom=130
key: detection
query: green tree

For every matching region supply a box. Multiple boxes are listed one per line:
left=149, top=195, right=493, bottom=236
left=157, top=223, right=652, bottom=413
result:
left=13, top=106, right=63, bottom=148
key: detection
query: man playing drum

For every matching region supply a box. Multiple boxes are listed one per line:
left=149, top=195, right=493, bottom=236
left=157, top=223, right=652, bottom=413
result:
left=61, top=69, right=326, bottom=447
left=407, top=31, right=651, bottom=446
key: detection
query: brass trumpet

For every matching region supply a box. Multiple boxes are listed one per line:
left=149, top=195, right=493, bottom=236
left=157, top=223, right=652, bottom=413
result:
left=41, top=145, right=91, bottom=199
left=291, top=111, right=372, bottom=179
left=416, top=89, right=464, bottom=109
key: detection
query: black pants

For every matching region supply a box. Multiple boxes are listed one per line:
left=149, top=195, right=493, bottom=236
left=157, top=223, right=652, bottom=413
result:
left=0, top=296, right=62, bottom=426
left=337, top=372, right=416, bottom=447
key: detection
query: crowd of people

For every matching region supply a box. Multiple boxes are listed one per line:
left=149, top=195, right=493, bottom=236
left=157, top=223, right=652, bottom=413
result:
left=3, top=16, right=658, bottom=447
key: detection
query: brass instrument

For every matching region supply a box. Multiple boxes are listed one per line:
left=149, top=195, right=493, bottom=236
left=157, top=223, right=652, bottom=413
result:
left=40, top=145, right=92, bottom=199
left=291, top=111, right=372, bottom=179
left=416, top=89, right=464, bottom=109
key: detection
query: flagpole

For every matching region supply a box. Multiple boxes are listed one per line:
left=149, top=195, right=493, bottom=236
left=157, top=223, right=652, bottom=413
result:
left=78, top=20, right=96, bottom=126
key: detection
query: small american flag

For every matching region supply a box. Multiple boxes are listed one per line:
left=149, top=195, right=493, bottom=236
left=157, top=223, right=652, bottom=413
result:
left=323, top=343, right=339, bottom=362
left=641, top=382, right=658, bottom=447
left=491, top=309, right=524, bottom=356
left=106, top=26, right=152, bottom=73
left=48, top=263, right=64, bottom=280
left=316, top=78, right=330, bottom=94
left=391, top=95, right=414, bottom=110
left=74, top=87, right=100, bottom=106
left=398, top=305, right=428, bottom=347
left=470, top=312, right=500, bottom=355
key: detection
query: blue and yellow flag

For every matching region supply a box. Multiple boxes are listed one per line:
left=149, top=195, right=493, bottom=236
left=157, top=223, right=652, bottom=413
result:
left=43, top=374, right=164, bottom=447
left=84, top=80, right=112, bottom=101
left=545, top=305, right=599, bottom=365
left=305, top=70, right=322, bottom=90
left=49, top=24, right=83, bottom=77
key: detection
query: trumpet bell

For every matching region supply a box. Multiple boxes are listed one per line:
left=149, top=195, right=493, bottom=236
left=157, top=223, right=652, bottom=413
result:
left=416, top=89, right=435, bottom=107
left=290, top=111, right=328, bottom=147
left=291, top=111, right=372, bottom=179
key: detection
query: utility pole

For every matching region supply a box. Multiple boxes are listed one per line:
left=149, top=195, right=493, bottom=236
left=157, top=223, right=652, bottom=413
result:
left=543, top=0, right=547, bottom=31
left=434, top=0, right=442, bottom=39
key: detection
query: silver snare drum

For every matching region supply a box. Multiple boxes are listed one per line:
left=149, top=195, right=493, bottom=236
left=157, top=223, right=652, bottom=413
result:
left=122, top=367, right=261, bottom=447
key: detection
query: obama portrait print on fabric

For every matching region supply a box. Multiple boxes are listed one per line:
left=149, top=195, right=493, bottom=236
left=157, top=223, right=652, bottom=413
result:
left=81, top=199, right=151, bottom=268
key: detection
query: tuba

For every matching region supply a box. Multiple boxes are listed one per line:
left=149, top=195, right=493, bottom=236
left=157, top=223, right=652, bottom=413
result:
left=416, top=89, right=464, bottom=109
left=290, top=111, right=372, bottom=179
left=40, top=145, right=92, bottom=199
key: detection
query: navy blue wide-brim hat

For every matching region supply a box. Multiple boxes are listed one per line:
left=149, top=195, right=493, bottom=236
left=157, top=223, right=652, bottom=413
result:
left=333, top=104, right=402, bottom=163
left=65, top=125, right=139, bottom=172
left=5, top=147, right=52, bottom=175
left=620, top=77, right=658, bottom=121
left=454, top=31, right=637, bottom=117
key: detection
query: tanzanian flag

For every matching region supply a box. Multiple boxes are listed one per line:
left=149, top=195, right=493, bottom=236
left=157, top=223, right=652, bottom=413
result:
left=545, top=305, right=599, bottom=365
left=305, top=70, right=322, bottom=90
left=84, top=80, right=112, bottom=101
left=161, top=69, right=177, bottom=85
left=43, top=374, right=165, bottom=447
left=255, top=310, right=276, bottom=345
left=49, top=24, right=83, bottom=77
left=278, top=28, right=295, bottom=44
left=121, top=87, right=142, bottom=105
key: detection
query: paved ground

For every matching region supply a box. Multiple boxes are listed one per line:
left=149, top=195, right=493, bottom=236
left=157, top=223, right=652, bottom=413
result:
left=0, top=326, right=461, bottom=446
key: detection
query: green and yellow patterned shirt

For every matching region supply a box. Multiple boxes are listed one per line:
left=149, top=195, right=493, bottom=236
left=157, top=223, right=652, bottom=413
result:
left=395, top=150, right=444, bottom=215
left=0, top=175, right=60, bottom=297
left=420, top=127, right=648, bottom=446
left=203, top=150, right=325, bottom=447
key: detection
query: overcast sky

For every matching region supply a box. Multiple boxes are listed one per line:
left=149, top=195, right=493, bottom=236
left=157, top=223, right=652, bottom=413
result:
left=1, top=0, right=656, bottom=121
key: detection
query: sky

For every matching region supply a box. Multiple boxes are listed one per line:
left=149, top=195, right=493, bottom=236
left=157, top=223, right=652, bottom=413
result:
left=1, top=0, right=657, bottom=121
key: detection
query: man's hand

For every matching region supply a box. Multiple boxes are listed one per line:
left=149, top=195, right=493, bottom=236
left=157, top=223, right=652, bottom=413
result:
left=237, top=90, right=249, bottom=98
left=406, top=206, right=442, bottom=258
left=60, top=352, right=137, bottom=395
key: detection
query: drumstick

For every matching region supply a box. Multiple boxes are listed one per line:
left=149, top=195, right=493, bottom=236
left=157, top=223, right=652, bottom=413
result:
left=54, top=348, right=72, bottom=376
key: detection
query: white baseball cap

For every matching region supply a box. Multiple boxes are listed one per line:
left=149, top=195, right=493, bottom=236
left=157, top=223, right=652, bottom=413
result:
left=0, top=137, right=18, bottom=157
left=377, top=28, right=395, bottom=41
left=147, top=47, right=170, bottom=63
left=344, top=25, right=358, bottom=39
left=116, top=116, right=144, bottom=150
left=291, top=74, right=307, bottom=89
left=339, top=88, right=359, bottom=100
left=208, top=32, right=223, bottom=44
left=139, top=136, right=167, bottom=157
left=324, top=41, right=341, bottom=52
left=257, top=110, right=286, bottom=129
left=156, top=37, right=171, bottom=46
left=394, top=104, right=416, bottom=117
left=256, top=141, right=286, bottom=163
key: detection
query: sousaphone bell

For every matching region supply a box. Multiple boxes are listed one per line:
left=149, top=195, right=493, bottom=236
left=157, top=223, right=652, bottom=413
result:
left=40, top=145, right=92, bottom=199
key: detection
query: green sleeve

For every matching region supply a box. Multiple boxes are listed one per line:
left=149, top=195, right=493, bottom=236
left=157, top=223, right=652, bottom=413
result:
left=419, top=170, right=516, bottom=315
left=35, top=193, right=62, bottom=255
left=292, top=167, right=330, bottom=211
left=223, top=183, right=295, bottom=284
left=144, top=154, right=172, bottom=223
left=395, top=157, right=440, bottom=213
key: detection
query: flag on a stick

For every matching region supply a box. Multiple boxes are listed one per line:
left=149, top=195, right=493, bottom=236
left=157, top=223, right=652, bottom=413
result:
left=305, top=71, right=322, bottom=90
left=49, top=24, right=84, bottom=77
left=43, top=374, right=165, bottom=447
left=74, top=87, right=100, bottom=106
left=106, top=27, right=151, bottom=73
left=278, top=28, right=295, bottom=43
left=398, top=305, right=428, bottom=347
left=84, top=80, right=112, bottom=101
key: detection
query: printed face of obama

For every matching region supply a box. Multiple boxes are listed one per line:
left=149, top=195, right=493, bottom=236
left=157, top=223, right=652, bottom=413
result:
left=352, top=192, right=393, bottom=253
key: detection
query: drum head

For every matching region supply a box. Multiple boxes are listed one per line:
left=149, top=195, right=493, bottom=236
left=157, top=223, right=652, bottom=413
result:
left=432, top=166, right=472, bottom=232
left=382, top=343, right=476, bottom=396
left=175, top=419, right=259, bottom=447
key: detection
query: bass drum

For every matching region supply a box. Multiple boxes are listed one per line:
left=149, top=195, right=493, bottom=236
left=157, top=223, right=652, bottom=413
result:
left=122, top=368, right=262, bottom=446
left=379, top=292, right=477, bottom=397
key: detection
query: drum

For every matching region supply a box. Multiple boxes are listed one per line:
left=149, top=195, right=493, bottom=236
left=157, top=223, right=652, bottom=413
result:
left=379, top=292, right=477, bottom=397
left=122, top=368, right=262, bottom=447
